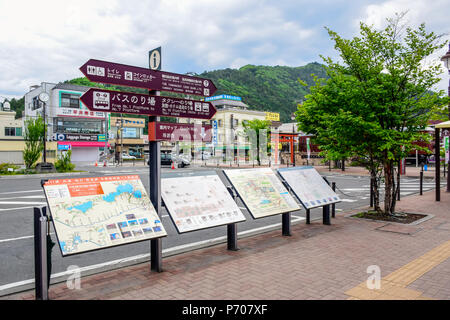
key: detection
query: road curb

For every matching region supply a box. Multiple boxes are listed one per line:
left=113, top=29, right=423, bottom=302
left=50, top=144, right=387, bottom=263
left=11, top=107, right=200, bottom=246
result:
left=0, top=172, right=86, bottom=180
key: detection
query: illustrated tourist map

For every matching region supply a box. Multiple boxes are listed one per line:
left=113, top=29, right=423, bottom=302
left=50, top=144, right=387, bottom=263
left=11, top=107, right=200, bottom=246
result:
left=161, top=171, right=246, bottom=233
left=43, top=175, right=167, bottom=256
left=223, top=168, right=301, bottom=218
left=277, top=166, right=341, bottom=209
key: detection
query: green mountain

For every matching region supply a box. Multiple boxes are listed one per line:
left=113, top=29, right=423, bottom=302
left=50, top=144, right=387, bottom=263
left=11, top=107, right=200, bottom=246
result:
left=200, top=62, right=327, bottom=122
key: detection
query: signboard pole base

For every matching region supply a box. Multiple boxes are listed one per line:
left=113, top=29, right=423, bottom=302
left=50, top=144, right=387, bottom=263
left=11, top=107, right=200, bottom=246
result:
left=420, top=170, right=423, bottom=195
left=323, top=205, right=331, bottom=225
left=227, top=223, right=239, bottom=251
left=282, top=212, right=291, bottom=236
left=306, top=209, right=310, bottom=224
left=34, top=206, right=49, bottom=300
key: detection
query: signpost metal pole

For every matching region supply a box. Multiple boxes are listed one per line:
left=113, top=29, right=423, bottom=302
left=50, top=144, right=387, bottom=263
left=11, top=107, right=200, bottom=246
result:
left=149, top=89, right=162, bottom=272
left=282, top=212, right=291, bottom=236
left=370, top=177, right=374, bottom=207
left=34, top=206, right=49, bottom=300
left=323, top=205, right=331, bottom=225
left=397, top=161, right=401, bottom=201
left=306, top=209, right=310, bottom=224
left=331, top=182, right=336, bottom=218
left=435, top=128, right=440, bottom=201
left=226, top=186, right=239, bottom=251
left=420, top=165, right=423, bottom=196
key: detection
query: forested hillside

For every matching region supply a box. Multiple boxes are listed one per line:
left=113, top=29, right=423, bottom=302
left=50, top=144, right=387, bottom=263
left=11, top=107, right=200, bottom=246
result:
left=200, top=62, right=327, bottom=122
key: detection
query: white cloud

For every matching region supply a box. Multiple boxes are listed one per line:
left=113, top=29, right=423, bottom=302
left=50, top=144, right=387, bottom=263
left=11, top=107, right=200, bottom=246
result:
left=0, top=0, right=448, bottom=98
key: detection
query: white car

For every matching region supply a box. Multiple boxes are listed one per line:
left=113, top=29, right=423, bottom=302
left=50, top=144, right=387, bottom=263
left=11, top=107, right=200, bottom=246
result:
left=122, top=153, right=136, bottom=160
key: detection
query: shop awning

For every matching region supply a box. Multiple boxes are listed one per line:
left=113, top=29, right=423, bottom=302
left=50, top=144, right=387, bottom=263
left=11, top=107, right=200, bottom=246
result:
left=58, top=141, right=110, bottom=148
left=435, top=120, right=450, bottom=129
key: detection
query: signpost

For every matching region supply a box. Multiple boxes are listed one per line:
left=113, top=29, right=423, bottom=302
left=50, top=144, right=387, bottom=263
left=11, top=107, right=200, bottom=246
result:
left=148, top=122, right=212, bottom=142
left=80, top=88, right=217, bottom=119
left=80, top=59, right=217, bottom=97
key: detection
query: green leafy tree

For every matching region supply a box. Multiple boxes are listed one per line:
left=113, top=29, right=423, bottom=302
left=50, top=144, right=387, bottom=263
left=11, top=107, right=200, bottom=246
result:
left=23, top=116, right=46, bottom=169
left=242, top=119, right=272, bottom=165
left=296, top=13, right=448, bottom=215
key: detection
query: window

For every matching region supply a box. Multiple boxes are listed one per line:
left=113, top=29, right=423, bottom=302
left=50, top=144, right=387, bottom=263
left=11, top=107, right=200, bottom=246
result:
left=32, top=97, right=41, bottom=110
left=53, top=118, right=104, bottom=134
left=218, top=119, right=223, bottom=127
left=60, top=93, right=80, bottom=108
left=4, top=127, right=22, bottom=136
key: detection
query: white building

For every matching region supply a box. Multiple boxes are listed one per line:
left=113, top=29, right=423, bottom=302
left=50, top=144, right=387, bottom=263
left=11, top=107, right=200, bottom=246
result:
left=24, top=82, right=109, bottom=163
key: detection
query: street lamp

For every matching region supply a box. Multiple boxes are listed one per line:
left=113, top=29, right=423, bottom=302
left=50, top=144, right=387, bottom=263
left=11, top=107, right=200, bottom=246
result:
left=38, top=92, right=50, bottom=163
left=440, top=42, right=450, bottom=192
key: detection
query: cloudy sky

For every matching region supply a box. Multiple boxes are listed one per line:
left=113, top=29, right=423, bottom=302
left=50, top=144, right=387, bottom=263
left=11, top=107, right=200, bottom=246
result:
left=1, top=0, right=449, bottom=100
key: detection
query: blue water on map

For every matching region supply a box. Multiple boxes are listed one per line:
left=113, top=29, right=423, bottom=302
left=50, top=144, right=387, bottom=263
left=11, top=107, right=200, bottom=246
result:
left=103, top=183, right=136, bottom=202
left=68, top=201, right=93, bottom=213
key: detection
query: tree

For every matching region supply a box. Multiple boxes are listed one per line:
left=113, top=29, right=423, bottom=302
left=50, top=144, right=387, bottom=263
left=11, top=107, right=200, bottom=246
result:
left=296, top=13, right=448, bottom=215
left=242, top=119, right=272, bottom=165
left=23, top=116, right=46, bottom=169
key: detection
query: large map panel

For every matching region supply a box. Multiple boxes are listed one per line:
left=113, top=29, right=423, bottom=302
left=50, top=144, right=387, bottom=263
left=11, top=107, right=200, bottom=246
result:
left=223, top=168, right=301, bottom=219
left=161, top=171, right=246, bottom=233
left=43, top=175, right=167, bottom=256
left=277, top=166, right=341, bottom=209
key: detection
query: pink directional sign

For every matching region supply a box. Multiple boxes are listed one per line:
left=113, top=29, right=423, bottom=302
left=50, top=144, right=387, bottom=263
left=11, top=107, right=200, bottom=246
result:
left=80, top=88, right=217, bottom=120
left=80, top=59, right=217, bottom=97
left=149, top=122, right=212, bottom=142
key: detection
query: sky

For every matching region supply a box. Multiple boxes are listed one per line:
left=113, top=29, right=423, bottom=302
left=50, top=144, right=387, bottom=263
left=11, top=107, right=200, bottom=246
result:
left=1, top=0, right=449, bottom=101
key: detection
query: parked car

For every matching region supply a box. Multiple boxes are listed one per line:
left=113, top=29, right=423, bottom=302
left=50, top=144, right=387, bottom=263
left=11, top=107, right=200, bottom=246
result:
left=122, top=153, right=136, bottom=160
left=147, top=153, right=190, bottom=167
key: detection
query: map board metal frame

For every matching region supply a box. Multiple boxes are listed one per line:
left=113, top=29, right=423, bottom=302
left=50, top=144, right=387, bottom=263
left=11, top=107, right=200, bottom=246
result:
left=223, top=168, right=301, bottom=219
left=42, top=175, right=167, bottom=257
left=161, top=171, right=246, bottom=234
left=277, top=166, right=341, bottom=210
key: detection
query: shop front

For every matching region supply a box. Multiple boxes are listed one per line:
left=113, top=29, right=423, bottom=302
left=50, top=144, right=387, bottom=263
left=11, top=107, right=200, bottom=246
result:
left=57, top=141, right=110, bottom=163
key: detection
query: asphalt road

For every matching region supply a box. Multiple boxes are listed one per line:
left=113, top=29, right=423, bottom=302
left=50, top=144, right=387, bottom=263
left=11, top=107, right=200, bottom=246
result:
left=0, top=164, right=444, bottom=295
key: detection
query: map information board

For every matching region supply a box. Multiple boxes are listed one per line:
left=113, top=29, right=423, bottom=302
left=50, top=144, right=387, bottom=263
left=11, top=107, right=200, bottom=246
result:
left=223, top=168, right=301, bottom=219
left=161, top=171, right=246, bottom=233
left=277, top=166, right=341, bottom=209
left=43, top=175, right=167, bottom=256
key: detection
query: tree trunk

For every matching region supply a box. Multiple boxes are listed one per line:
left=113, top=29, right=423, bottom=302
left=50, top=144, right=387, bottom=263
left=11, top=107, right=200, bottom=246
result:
left=370, top=170, right=381, bottom=212
left=383, top=161, right=397, bottom=215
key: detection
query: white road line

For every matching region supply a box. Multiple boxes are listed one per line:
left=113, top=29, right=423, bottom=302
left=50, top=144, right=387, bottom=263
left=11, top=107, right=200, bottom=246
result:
left=0, top=196, right=46, bottom=200
left=340, top=199, right=358, bottom=202
left=0, top=233, right=55, bottom=244
left=0, top=216, right=305, bottom=293
left=0, top=190, right=43, bottom=195
left=0, top=201, right=47, bottom=205
left=0, top=206, right=41, bottom=212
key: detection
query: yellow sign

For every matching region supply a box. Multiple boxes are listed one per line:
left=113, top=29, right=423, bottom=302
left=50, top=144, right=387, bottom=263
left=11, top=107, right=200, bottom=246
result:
left=265, top=112, right=280, bottom=121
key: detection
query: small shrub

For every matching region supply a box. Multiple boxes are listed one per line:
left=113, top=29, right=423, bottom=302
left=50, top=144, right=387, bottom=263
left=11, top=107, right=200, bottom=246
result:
left=55, top=150, right=75, bottom=172
left=0, top=163, right=20, bottom=174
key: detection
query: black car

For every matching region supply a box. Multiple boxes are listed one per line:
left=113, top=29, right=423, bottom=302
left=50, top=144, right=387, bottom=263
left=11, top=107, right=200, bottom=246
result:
left=147, top=153, right=173, bottom=166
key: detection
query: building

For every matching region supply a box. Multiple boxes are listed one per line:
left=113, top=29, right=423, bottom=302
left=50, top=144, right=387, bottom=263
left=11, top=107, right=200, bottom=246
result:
left=24, top=82, right=109, bottom=163
left=109, top=116, right=146, bottom=159
left=0, top=108, right=26, bottom=164
left=178, top=95, right=280, bottom=161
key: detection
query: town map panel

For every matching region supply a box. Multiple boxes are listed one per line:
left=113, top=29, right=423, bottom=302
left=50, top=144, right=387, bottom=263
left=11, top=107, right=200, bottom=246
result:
left=161, top=171, right=246, bottom=233
left=223, top=168, right=301, bottom=219
left=277, top=166, right=341, bottom=209
left=43, top=175, right=167, bottom=256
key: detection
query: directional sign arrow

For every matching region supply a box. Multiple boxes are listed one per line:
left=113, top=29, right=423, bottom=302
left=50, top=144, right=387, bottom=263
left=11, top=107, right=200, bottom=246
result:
left=80, top=88, right=217, bottom=120
left=80, top=59, right=217, bottom=97
left=148, top=122, right=212, bottom=142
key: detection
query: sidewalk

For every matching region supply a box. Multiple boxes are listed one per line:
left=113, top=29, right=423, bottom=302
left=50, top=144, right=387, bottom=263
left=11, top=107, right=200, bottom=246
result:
left=315, top=165, right=443, bottom=179
left=4, top=190, right=450, bottom=300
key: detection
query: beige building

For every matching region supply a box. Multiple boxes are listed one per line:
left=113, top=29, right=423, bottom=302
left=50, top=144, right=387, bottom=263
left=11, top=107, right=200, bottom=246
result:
left=178, top=95, right=280, bottom=160
left=109, top=116, right=146, bottom=158
left=0, top=109, right=25, bottom=163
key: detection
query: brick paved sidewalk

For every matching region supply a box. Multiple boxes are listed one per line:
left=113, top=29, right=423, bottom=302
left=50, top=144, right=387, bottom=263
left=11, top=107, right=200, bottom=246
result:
left=4, top=190, right=450, bottom=300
